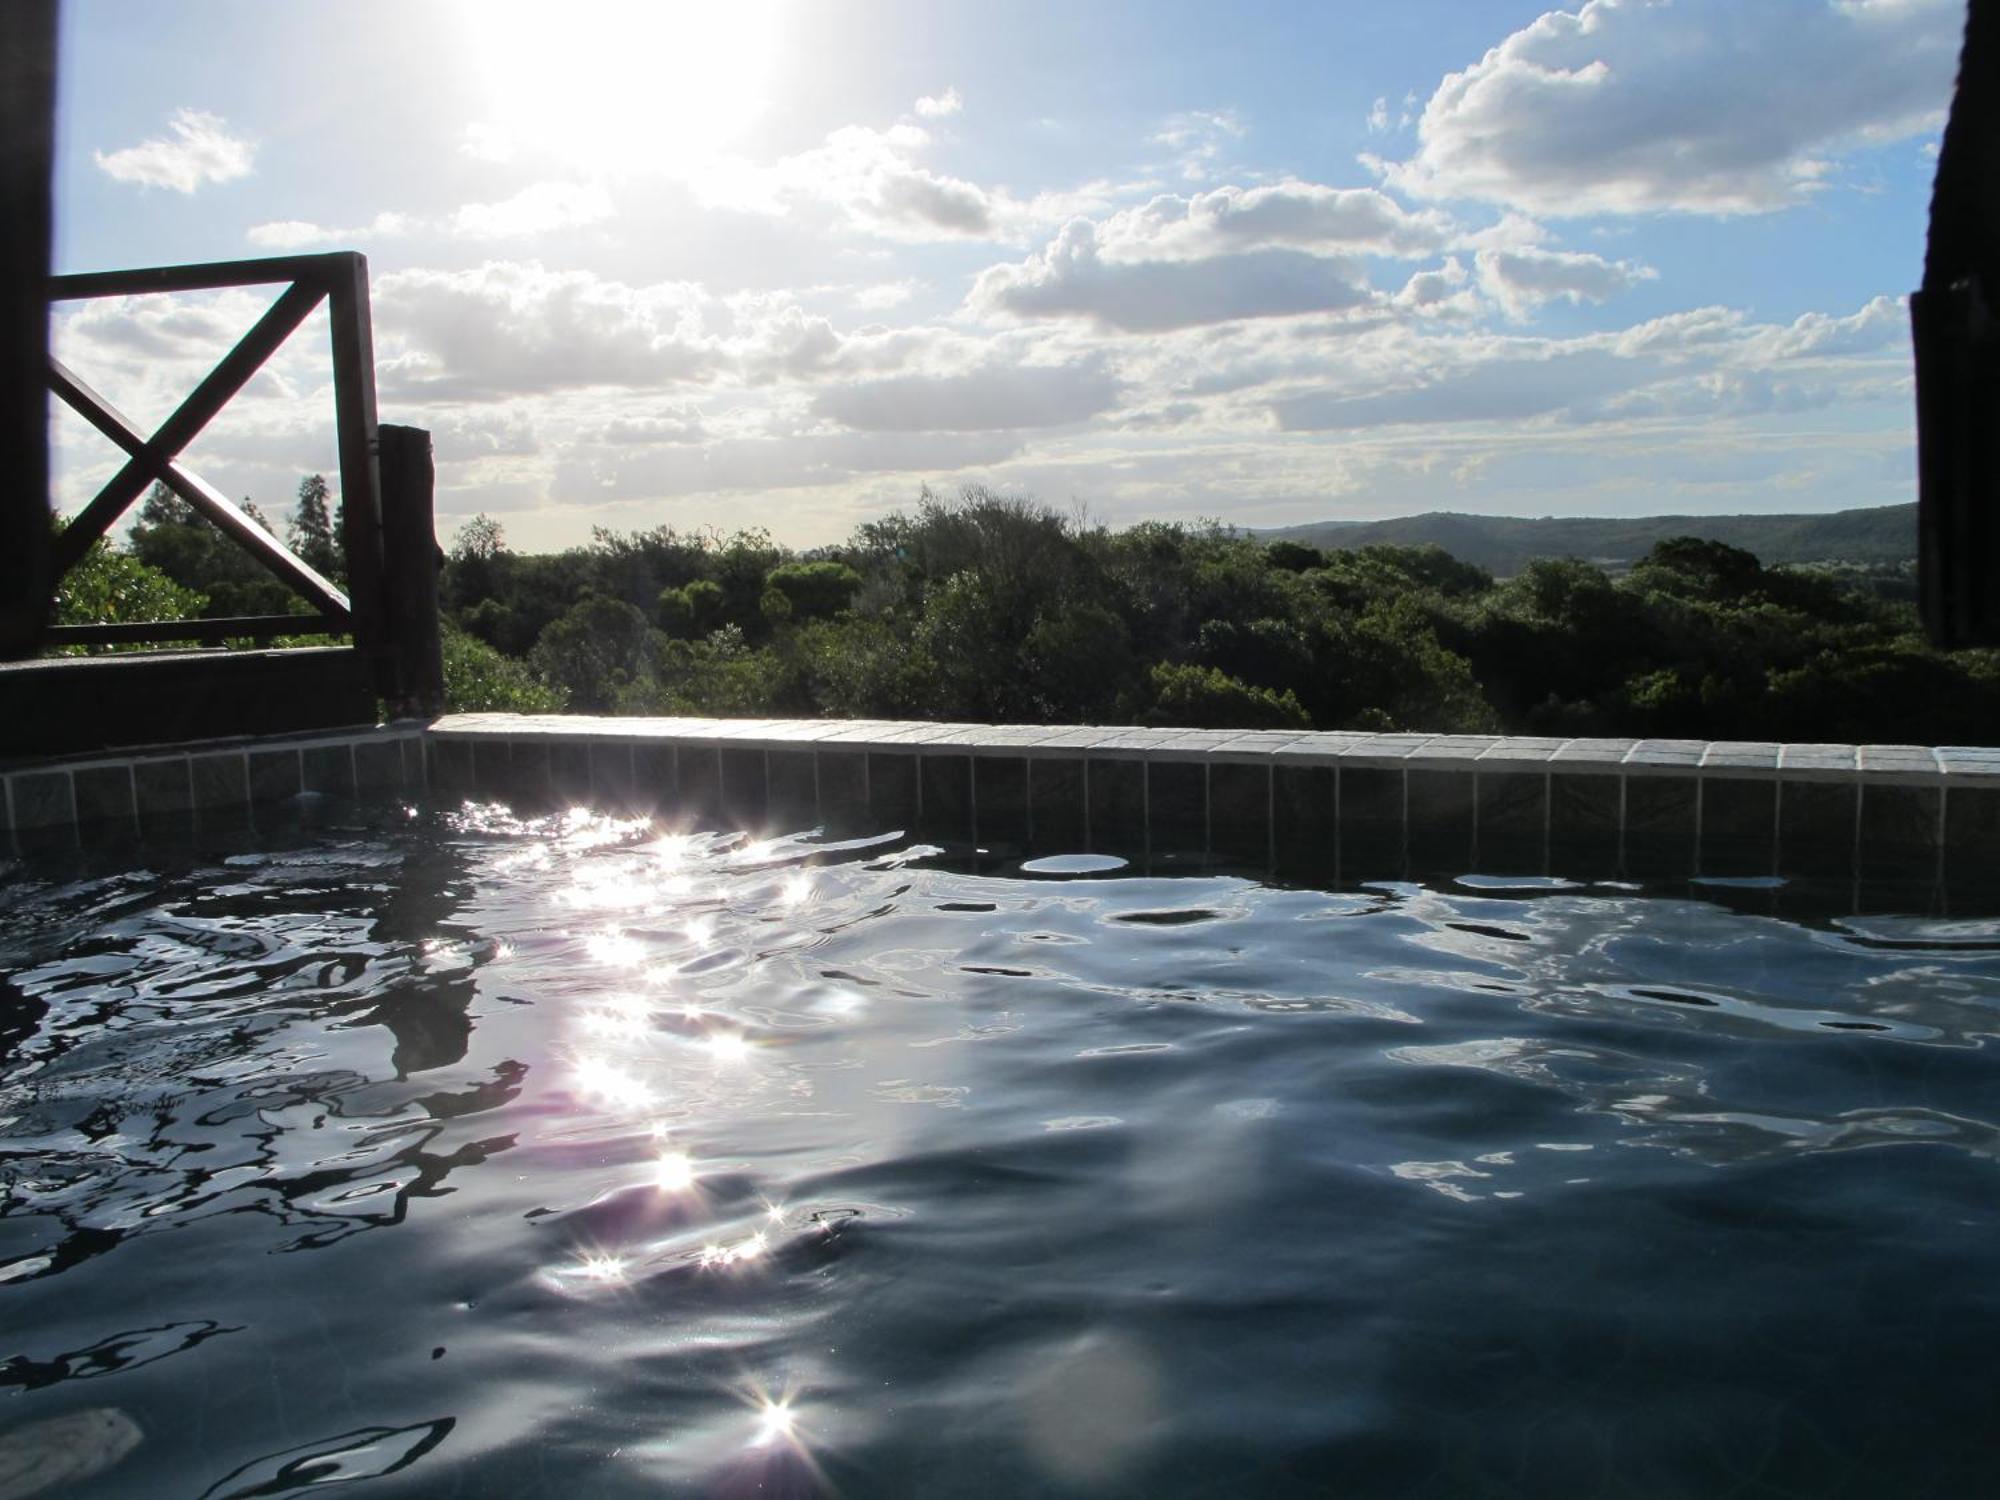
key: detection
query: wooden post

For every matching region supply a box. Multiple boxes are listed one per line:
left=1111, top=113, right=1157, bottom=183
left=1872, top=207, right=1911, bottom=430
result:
left=378, top=424, right=445, bottom=717
left=1915, top=0, right=2000, bottom=648
left=0, top=0, right=54, bottom=660
left=327, top=252, right=386, bottom=655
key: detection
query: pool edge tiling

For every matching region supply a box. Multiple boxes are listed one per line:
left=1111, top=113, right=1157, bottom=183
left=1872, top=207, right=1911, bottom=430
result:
left=7, top=713, right=1997, bottom=885
left=422, top=715, right=1998, bottom=889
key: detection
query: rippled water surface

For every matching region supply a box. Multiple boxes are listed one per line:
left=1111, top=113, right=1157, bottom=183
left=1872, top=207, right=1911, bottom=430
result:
left=4, top=807, right=1999, bottom=1497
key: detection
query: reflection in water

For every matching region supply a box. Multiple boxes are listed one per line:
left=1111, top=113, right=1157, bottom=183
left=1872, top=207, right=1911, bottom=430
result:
left=2, top=811, right=1999, bottom=1496
left=197, top=1418, right=454, bottom=1499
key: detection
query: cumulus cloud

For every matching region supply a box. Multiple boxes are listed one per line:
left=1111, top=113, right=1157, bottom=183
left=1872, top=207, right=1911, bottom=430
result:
left=1093, top=181, right=1450, bottom=261
left=1379, top=0, right=1960, bottom=215
left=1366, top=97, right=1392, bottom=134
left=975, top=218, right=1378, bottom=332
left=914, top=88, right=964, bottom=118
left=814, top=357, right=1122, bottom=432
left=1475, top=245, right=1657, bottom=317
left=372, top=262, right=726, bottom=400
left=94, top=108, right=254, bottom=192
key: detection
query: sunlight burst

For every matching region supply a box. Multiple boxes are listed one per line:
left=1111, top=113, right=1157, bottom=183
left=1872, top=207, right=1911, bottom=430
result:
left=463, top=0, right=778, bottom=175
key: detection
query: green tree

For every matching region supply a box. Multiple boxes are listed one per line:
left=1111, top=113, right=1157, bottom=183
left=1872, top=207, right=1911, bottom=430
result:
left=47, top=518, right=208, bottom=653
left=288, top=474, right=341, bottom=582
left=442, top=623, right=565, bottom=711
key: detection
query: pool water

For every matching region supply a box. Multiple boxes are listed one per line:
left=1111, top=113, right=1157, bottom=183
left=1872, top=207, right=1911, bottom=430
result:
left=3, top=807, right=1999, bottom=1497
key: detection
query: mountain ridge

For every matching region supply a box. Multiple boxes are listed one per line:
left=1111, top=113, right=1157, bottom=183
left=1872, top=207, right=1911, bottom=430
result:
left=1249, top=503, right=1914, bottom=575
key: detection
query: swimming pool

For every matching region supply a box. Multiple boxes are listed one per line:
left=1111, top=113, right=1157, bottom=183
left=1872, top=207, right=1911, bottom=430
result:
left=3, top=803, right=1998, bottom=1496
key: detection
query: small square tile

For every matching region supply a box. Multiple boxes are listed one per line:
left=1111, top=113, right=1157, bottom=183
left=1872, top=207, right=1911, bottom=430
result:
left=1778, top=780, right=1858, bottom=878
left=590, top=741, right=638, bottom=814
left=678, top=746, right=723, bottom=829
left=1859, top=784, right=1942, bottom=867
left=973, top=757, right=1028, bottom=848
left=1147, top=760, right=1205, bottom=856
left=1087, top=758, right=1145, bottom=854
left=509, top=740, right=556, bottom=814
left=248, top=749, right=301, bottom=806
left=354, top=738, right=405, bottom=795
left=1625, top=777, right=1696, bottom=875
left=1027, top=757, right=1087, bottom=851
left=868, top=752, right=918, bottom=831
left=1209, top=762, right=1271, bottom=868
left=430, top=739, right=475, bottom=800
left=1477, top=772, right=1545, bottom=842
left=469, top=739, right=511, bottom=801
left=767, top=750, right=819, bottom=832
left=1274, top=765, right=1337, bottom=880
left=302, top=743, right=356, bottom=799
left=919, top=754, right=973, bottom=842
left=1549, top=774, right=1623, bottom=877
left=12, top=770, right=76, bottom=830
left=719, top=748, right=768, bottom=831
left=1944, top=786, right=2000, bottom=887
left=1340, top=766, right=1404, bottom=834
left=73, top=765, right=136, bottom=837
left=549, top=743, right=592, bottom=806
left=1406, top=769, right=1474, bottom=870
left=1699, top=777, right=1777, bottom=877
left=815, top=751, right=869, bottom=833
left=189, top=753, right=249, bottom=809
left=134, top=758, right=194, bottom=841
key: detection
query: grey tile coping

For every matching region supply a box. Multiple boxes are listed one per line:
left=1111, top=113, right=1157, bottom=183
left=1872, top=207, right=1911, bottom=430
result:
left=11, top=715, right=2000, bottom=891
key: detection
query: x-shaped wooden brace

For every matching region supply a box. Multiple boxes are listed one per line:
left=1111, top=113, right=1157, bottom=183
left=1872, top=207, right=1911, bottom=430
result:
left=48, top=277, right=352, bottom=621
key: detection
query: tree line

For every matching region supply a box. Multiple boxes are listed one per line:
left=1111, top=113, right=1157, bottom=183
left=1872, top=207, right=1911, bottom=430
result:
left=53, top=482, right=1999, bottom=744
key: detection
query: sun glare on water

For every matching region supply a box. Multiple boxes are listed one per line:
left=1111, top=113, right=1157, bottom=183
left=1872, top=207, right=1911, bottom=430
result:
left=463, top=0, right=777, bottom=174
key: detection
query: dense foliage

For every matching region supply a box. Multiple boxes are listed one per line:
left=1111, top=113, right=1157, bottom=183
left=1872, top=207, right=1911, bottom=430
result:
left=430, top=488, right=1997, bottom=743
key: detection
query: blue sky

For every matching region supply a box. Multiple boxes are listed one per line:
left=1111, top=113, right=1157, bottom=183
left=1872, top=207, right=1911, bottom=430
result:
left=51, top=0, right=1959, bottom=550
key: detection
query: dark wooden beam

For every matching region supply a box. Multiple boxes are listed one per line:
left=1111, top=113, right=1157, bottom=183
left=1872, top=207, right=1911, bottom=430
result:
left=1915, top=0, right=2000, bottom=648
left=327, top=254, right=386, bottom=658
left=379, top=425, right=444, bottom=716
left=49, top=252, right=364, bottom=300
left=0, top=0, right=55, bottom=661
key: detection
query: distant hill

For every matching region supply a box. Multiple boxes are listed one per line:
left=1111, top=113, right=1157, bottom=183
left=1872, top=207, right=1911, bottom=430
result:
left=1250, top=504, right=1915, bottom=576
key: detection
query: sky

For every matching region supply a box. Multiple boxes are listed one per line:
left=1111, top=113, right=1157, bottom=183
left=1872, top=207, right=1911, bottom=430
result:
left=49, top=0, right=1962, bottom=552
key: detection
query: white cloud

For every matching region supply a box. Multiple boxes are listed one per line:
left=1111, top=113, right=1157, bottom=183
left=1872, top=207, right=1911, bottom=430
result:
left=372, top=262, right=725, bottom=401
left=813, top=357, right=1122, bottom=432
left=974, top=218, right=1379, bottom=332
left=1475, top=245, right=1657, bottom=317
left=1380, top=0, right=1960, bottom=215
left=94, top=108, right=254, bottom=193
left=1093, top=181, right=1450, bottom=261
left=1366, top=97, right=1391, bottom=134
left=914, top=88, right=964, bottom=119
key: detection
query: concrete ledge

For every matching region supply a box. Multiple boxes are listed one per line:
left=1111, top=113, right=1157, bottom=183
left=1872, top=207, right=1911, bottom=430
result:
left=8, top=714, right=1996, bottom=893
left=415, top=714, right=1995, bottom=888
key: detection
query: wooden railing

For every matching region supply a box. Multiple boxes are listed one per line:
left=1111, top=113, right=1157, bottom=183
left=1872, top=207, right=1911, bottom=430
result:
left=31, top=252, right=441, bottom=721
left=44, top=252, right=385, bottom=650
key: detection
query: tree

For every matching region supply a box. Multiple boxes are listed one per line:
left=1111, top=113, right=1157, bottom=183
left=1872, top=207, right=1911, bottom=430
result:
left=288, top=474, right=341, bottom=582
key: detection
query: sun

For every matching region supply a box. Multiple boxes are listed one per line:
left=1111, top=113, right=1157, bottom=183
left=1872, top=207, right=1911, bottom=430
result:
left=462, top=0, right=777, bottom=176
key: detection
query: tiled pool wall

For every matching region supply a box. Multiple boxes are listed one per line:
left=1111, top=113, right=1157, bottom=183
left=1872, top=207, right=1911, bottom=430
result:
left=422, top=716, right=2000, bottom=895
left=7, top=714, right=1998, bottom=894
left=2, top=724, right=428, bottom=854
